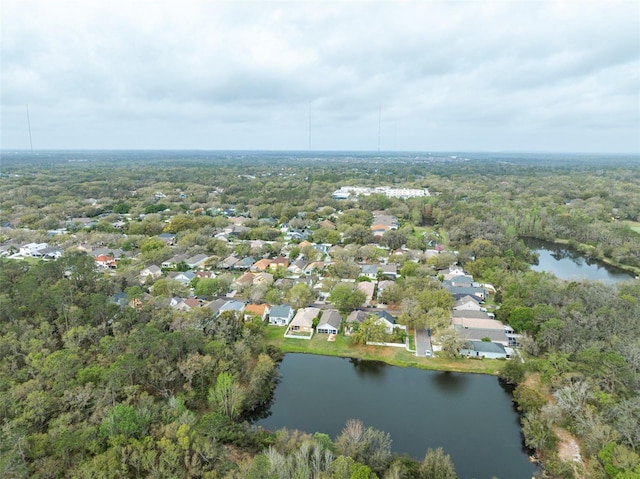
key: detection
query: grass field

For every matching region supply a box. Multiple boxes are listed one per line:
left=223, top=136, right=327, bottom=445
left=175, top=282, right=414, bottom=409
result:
left=624, top=221, right=640, bottom=233
left=263, top=325, right=504, bottom=375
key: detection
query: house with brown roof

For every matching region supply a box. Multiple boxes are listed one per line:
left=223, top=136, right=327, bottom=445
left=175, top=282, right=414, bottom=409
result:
left=251, top=258, right=272, bottom=272
left=318, top=219, right=336, bottom=230
left=270, top=257, right=290, bottom=270
left=244, top=303, right=271, bottom=321
left=95, top=254, right=117, bottom=269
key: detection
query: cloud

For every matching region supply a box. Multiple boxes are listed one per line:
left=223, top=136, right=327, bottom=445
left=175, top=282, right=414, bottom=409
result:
left=1, top=0, right=638, bottom=152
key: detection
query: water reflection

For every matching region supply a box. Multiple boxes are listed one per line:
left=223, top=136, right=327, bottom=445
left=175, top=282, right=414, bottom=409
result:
left=430, top=371, right=467, bottom=393
left=258, top=353, right=538, bottom=479
left=524, top=238, right=634, bottom=283
left=350, top=358, right=387, bottom=377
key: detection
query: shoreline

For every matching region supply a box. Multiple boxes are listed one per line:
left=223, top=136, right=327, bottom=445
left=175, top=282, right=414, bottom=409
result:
left=264, top=328, right=505, bottom=376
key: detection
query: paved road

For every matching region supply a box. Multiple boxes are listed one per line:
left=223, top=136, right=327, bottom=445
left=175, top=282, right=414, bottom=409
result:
left=415, top=327, right=432, bottom=357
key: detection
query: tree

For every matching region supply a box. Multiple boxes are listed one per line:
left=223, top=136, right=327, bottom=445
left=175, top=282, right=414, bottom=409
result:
left=419, top=448, right=457, bottom=479
left=208, top=372, right=245, bottom=419
left=438, top=330, right=466, bottom=359
left=287, top=283, right=315, bottom=309
left=329, top=284, right=366, bottom=314
left=351, top=316, right=387, bottom=345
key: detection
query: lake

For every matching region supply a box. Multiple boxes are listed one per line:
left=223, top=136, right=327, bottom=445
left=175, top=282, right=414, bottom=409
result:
left=257, top=353, right=537, bottom=479
left=524, top=238, right=635, bottom=283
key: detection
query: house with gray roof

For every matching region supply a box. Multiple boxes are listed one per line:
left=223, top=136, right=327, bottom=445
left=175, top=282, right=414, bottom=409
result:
left=233, top=256, right=255, bottom=270
left=186, top=254, right=209, bottom=269
left=374, top=310, right=404, bottom=334
left=206, top=298, right=228, bottom=316
left=458, top=327, right=509, bottom=346
left=459, top=340, right=509, bottom=359
left=268, top=304, right=294, bottom=326
left=217, top=300, right=246, bottom=317
left=361, top=264, right=378, bottom=279
left=379, top=264, right=398, bottom=279
left=317, top=309, right=342, bottom=335
left=169, top=270, right=196, bottom=285
left=162, top=254, right=188, bottom=269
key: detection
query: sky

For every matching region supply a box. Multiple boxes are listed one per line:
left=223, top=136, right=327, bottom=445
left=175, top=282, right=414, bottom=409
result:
left=1, top=0, right=639, bottom=153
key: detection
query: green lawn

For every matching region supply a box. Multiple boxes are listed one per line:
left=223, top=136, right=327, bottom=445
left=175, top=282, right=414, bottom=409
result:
left=624, top=220, right=640, bottom=234
left=263, top=325, right=504, bottom=375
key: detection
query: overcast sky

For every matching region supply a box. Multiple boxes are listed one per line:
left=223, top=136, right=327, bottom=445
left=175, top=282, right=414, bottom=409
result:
left=1, top=1, right=639, bottom=153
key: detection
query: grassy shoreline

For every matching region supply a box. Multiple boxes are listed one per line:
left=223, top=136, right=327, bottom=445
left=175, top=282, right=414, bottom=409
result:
left=264, top=326, right=505, bottom=375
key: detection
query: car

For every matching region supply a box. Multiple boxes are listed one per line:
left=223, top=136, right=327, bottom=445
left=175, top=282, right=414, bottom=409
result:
left=425, top=350, right=433, bottom=358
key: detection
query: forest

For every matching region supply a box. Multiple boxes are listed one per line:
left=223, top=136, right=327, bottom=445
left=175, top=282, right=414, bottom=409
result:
left=0, top=150, right=639, bottom=478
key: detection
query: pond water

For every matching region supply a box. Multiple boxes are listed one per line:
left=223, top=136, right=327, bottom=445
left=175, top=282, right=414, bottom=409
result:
left=257, top=353, right=537, bottom=479
left=524, top=238, right=635, bottom=283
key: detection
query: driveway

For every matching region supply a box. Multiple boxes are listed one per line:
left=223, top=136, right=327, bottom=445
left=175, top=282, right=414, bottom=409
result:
left=415, top=327, right=432, bottom=357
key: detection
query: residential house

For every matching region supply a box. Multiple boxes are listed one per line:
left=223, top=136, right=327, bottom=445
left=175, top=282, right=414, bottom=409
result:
left=268, top=304, right=294, bottom=326
left=356, top=282, right=375, bottom=307
left=370, top=223, right=392, bottom=237
left=251, top=258, right=272, bottom=272
left=233, top=272, right=255, bottom=289
left=453, top=295, right=482, bottom=311
left=317, top=309, right=342, bottom=334
left=19, top=242, right=47, bottom=257
left=313, top=243, right=330, bottom=256
left=140, top=265, right=162, bottom=282
left=361, top=265, right=378, bottom=280
left=318, top=219, right=336, bottom=230
left=195, top=271, right=216, bottom=280
left=162, top=254, right=188, bottom=269
left=40, top=246, right=63, bottom=260
left=95, top=254, right=117, bottom=269
left=253, top=272, right=274, bottom=287
left=270, top=257, right=290, bottom=270
left=169, top=271, right=196, bottom=285
left=185, top=254, right=209, bottom=269
left=174, top=297, right=203, bottom=312
left=345, top=310, right=369, bottom=334
left=452, top=310, right=493, bottom=321
left=206, top=298, right=228, bottom=317
left=459, top=341, right=509, bottom=359
left=442, top=276, right=475, bottom=288
left=158, top=233, right=177, bottom=245
left=286, top=307, right=320, bottom=338
left=374, top=311, right=404, bottom=334
left=377, top=280, right=395, bottom=299
left=217, top=300, right=246, bottom=317
left=446, top=286, right=488, bottom=301
left=244, top=303, right=271, bottom=321
left=218, top=254, right=240, bottom=269
left=379, top=264, right=398, bottom=279
left=0, top=243, right=19, bottom=257
left=304, top=261, right=329, bottom=276
left=233, top=256, right=255, bottom=270
left=288, top=258, right=308, bottom=275
left=458, top=327, right=509, bottom=346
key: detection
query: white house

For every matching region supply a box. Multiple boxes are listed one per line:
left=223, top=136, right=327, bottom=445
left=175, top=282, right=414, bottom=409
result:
left=459, top=340, right=509, bottom=359
left=140, top=265, right=162, bottom=281
left=268, top=304, right=294, bottom=326
left=19, top=242, right=47, bottom=257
